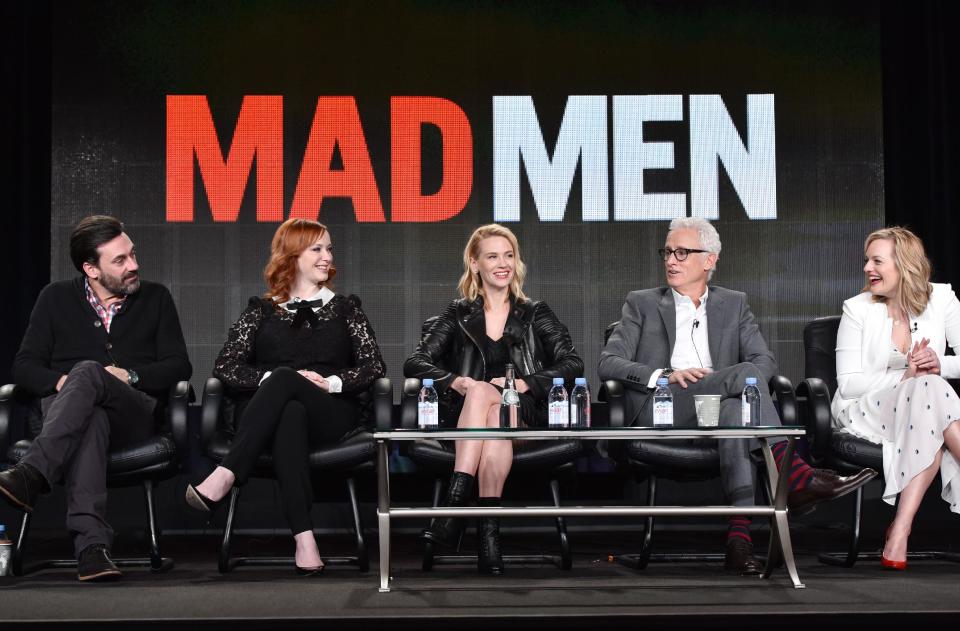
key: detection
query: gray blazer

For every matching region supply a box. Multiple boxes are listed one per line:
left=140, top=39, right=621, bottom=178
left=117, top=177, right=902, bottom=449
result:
left=597, top=285, right=777, bottom=423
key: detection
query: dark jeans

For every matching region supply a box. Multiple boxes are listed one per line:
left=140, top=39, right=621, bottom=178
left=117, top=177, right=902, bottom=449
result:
left=636, top=362, right=783, bottom=506
left=222, top=367, right=358, bottom=534
left=21, top=360, right=157, bottom=555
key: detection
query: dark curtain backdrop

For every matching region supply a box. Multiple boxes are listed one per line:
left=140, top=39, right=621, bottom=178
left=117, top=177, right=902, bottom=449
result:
left=1, top=1, right=50, bottom=386
left=882, top=1, right=960, bottom=284
left=1, top=0, right=958, bottom=384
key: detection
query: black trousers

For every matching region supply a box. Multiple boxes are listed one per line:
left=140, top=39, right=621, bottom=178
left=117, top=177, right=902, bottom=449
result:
left=221, top=367, right=358, bottom=534
left=21, top=361, right=157, bottom=555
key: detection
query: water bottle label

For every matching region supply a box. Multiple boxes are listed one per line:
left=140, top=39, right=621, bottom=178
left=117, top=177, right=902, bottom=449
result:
left=502, top=389, right=520, bottom=406
left=548, top=401, right=569, bottom=428
left=418, top=402, right=438, bottom=428
left=741, top=396, right=750, bottom=426
left=0, top=543, right=11, bottom=577
left=653, top=401, right=673, bottom=426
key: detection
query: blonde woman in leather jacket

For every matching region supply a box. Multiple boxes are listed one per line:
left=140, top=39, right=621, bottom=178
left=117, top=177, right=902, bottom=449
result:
left=403, top=224, right=583, bottom=575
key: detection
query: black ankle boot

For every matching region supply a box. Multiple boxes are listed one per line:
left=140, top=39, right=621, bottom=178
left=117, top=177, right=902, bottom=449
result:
left=477, top=497, right=504, bottom=575
left=421, top=471, right=475, bottom=549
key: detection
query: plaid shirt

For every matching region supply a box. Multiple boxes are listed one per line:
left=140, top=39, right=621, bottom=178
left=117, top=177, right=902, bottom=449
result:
left=84, top=278, right=125, bottom=333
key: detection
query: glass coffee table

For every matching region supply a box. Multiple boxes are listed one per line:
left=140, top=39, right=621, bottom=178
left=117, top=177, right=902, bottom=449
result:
left=373, top=426, right=807, bottom=592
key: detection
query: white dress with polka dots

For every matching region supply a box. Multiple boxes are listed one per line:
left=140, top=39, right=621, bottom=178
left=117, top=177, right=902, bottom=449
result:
left=835, top=347, right=960, bottom=513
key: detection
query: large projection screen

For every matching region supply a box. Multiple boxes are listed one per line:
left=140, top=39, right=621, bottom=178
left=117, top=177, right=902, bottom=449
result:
left=51, top=1, right=883, bottom=394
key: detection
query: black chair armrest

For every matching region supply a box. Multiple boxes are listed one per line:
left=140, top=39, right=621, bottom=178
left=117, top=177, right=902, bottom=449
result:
left=0, top=383, right=19, bottom=456
left=599, top=380, right=626, bottom=427
left=401, top=378, right=421, bottom=429
left=768, top=375, right=797, bottom=426
left=374, top=377, right=393, bottom=431
left=168, top=380, right=191, bottom=449
left=201, top=377, right=224, bottom=447
left=795, top=377, right=833, bottom=464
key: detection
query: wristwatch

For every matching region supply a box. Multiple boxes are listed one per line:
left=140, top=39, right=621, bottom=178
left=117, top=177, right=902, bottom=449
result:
left=127, top=369, right=140, bottom=387
left=660, top=368, right=674, bottom=379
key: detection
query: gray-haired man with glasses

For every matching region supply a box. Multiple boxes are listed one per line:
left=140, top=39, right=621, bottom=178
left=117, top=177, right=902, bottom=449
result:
left=599, top=217, right=876, bottom=575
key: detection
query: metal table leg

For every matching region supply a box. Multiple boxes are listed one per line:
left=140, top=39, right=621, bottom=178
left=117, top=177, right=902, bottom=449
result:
left=761, top=437, right=805, bottom=588
left=376, top=439, right=392, bottom=592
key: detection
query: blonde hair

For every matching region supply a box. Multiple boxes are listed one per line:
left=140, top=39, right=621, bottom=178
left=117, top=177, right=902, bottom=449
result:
left=263, top=218, right=335, bottom=303
left=863, top=227, right=932, bottom=317
left=457, top=224, right=528, bottom=302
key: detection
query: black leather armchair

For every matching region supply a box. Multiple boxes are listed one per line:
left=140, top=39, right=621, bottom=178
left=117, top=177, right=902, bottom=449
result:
left=199, top=376, right=391, bottom=573
left=796, top=315, right=959, bottom=566
left=0, top=380, right=190, bottom=576
left=602, top=321, right=797, bottom=569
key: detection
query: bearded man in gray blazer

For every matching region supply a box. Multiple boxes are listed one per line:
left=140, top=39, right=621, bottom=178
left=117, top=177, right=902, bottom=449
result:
left=599, top=217, right=876, bottom=574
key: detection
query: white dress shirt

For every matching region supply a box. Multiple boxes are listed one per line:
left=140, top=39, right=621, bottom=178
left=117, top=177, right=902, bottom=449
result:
left=647, top=287, right=714, bottom=388
left=259, top=286, right=343, bottom=393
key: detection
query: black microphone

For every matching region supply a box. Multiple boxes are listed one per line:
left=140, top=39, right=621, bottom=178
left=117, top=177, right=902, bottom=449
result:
left=911, top=322, right=918, bottom=333
left=690, top=319, right=704, bottom=367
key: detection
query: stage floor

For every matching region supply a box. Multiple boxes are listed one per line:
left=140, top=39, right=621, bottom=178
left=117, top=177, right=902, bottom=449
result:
left=1, top=528, right=959, bottom=630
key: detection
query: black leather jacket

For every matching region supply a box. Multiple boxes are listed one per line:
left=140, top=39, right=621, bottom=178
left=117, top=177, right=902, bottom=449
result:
left=403, top=296, right=584, bottom=404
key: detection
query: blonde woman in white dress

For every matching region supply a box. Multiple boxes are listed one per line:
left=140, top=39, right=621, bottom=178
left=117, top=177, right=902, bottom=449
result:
left=832, top=227, right=960, bottom=570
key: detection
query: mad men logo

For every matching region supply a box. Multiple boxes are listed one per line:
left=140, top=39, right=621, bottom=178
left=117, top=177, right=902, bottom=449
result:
left=166, top=95, right=776, bottom=223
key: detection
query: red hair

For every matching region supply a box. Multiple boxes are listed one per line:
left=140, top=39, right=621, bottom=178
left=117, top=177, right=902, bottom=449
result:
left=263, top=218, right=335, bottom=303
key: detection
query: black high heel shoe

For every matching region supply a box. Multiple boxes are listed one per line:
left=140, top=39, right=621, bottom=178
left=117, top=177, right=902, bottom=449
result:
left=184, top=484, right=228, bottom=514
left=295, top=564, right=325, bottom=577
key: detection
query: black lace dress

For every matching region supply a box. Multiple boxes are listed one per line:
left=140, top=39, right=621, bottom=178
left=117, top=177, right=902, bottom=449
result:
left=214, top=294, right=385, bottom=396
left=212, top=293, right=386, bottom=534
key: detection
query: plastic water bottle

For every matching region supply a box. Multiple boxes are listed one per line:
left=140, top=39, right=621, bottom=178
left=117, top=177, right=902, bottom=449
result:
left=0, top=523, right=12, bottom=577
left=652, top=377, right=673, bottom=427
left=500, top=363, right=520, bottom=428
left=741, top=377, right=762, bottom=426
left=570, top=377, right=591, bottom=428
left=547, top=377, right=570, bottom=428
left=418, top=378, right=439, bottom=429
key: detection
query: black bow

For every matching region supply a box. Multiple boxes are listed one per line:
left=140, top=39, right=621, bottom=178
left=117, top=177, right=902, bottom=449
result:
left=286, top=298, right=325, bottom=329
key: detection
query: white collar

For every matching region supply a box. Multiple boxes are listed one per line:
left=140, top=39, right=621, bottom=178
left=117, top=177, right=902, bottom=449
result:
left=279, top=286, right=335, bottom=309
left=670, top=286, right=709, bottom=306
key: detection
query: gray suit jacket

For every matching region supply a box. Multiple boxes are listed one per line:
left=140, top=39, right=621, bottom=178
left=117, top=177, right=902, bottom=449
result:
left=597, top=285, right=777, bottom=424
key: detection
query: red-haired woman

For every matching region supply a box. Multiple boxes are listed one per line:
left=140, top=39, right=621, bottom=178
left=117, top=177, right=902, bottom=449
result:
left=185, top=218, right=385, bottom=575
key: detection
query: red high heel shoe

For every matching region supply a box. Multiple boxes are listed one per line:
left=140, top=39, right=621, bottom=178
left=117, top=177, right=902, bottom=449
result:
left=881, top=523, right=907, bottom=570
left=881, top=556, right=907, bottom=570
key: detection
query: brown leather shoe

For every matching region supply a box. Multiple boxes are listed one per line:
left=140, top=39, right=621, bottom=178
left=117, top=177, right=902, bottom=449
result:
left=724, top=538, right=763, bottom=576
left=787, top=467, right=878, bottom=515
left=77, top=544, right=122, bottom=582
left=0, top=462, right=49, bottom=512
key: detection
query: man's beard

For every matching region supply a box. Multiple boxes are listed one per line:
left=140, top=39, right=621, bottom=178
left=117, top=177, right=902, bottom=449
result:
left=99, top=270, right=141, bottom=296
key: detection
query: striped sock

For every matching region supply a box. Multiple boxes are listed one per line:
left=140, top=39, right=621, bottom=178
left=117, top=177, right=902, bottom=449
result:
left=727, top=516, right=752, bottom=544
left=771, top=441, right=815, bottom=491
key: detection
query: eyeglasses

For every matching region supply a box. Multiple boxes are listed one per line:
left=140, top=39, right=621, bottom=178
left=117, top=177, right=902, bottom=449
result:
left=658, top=247, right=709, bottom=262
